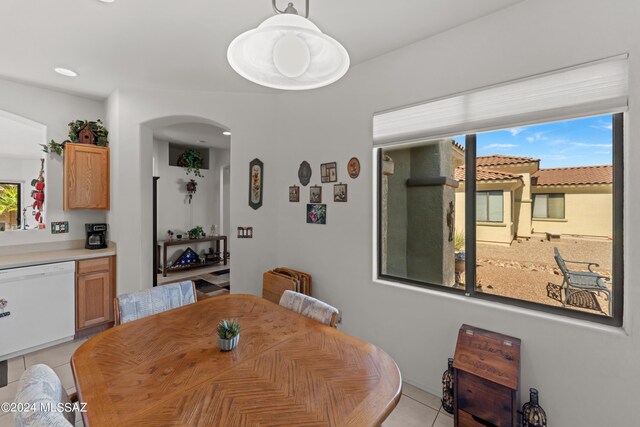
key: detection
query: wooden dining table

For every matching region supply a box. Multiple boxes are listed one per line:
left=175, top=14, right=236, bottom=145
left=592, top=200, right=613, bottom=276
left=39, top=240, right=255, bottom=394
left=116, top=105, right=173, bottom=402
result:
left=71, top=294, right=402, bottom=426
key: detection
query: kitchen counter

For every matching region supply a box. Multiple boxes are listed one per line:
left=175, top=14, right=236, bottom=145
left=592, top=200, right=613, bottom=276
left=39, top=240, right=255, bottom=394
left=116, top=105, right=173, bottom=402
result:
left=0, top=241, right=116, bottom=270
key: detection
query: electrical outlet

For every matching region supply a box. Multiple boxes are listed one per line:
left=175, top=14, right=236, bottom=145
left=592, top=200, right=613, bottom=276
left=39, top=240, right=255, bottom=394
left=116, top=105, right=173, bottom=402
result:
left=51, top=221, right=69, bottom=234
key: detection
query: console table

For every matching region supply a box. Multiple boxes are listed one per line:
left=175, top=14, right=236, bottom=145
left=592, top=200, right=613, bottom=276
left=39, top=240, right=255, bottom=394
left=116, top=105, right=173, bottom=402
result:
left=158, top=236, right=227, bottom=277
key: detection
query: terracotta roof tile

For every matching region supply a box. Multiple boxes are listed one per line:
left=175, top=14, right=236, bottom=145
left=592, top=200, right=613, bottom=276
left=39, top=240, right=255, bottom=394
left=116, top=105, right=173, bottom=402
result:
left=532, top=165, right=612, bottom=186
left=476, top=154, right=539, bottom=167
left=452, top=140, right=465, bottom=152
left=455, top=166, right=522, bottom=182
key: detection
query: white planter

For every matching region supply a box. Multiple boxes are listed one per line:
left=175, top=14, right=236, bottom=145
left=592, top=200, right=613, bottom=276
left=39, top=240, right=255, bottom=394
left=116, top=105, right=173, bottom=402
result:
left=218, top=334, right=240, bottom=351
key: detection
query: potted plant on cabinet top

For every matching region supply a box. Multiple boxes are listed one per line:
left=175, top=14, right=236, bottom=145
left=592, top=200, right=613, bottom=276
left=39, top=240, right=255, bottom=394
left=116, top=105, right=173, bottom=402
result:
left=217, top=319, right=240, bottom=351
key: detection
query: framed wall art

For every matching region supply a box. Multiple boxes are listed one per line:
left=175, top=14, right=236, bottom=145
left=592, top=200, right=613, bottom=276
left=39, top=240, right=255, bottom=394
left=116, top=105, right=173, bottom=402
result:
left=289, top=185, right=300, bottom=202
left=320, top=162, right=337, bottom=183
left=306, top=204, right=326, bottom=224
left=249, top=158, right=263, bottom=210
left=334, top=183, right=347, bottom=202
left=347, top=157, right=360, bottom=179
left=298, top=161, right=312, bottom=186
left=310, top=185, right=322, bottom=203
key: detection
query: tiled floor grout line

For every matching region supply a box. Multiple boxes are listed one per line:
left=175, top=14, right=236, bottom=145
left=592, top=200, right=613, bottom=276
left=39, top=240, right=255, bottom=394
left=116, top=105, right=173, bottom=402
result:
left=400, top=392, right=442, bottom=413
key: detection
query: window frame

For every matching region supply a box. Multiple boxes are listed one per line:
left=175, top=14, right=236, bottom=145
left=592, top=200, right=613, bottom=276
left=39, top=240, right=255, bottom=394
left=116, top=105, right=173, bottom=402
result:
left=476, top=190, right=504, bottom=223
left=532, top=193, right=565, bottom=219
left=0, top=182, right=22, bottom=228
left=376, top=113, right=624, bottom=327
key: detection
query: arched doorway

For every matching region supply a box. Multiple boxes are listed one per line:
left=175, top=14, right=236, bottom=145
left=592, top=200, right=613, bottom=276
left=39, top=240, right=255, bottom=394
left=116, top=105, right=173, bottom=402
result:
left=141, top=116, right=231, bottom=294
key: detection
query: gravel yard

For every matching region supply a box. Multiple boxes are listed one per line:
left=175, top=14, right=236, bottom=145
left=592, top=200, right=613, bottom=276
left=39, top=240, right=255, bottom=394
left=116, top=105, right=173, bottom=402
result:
left=473, top=235, right=613, bottom=316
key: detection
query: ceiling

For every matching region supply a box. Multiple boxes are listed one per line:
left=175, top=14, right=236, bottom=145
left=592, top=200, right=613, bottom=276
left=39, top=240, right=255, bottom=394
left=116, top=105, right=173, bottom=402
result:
left=0, top=0, right=522, bottom=99
left=153, top=122, right=230, bottom=149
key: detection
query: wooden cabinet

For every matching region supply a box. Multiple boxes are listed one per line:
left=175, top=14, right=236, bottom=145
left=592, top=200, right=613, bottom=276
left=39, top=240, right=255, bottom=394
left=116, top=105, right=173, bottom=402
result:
left=453, top=325, right=521, bottom=427
left=76, top=256, right=115, bottom=336
left=64, top=143, right=110, bottom=210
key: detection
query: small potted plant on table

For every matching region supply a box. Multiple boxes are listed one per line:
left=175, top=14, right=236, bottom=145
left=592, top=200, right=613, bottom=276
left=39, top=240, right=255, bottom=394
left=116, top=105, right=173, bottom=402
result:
left=217, top=319, right=240, bottom=351
left=188, top=226, right=204, bottom=240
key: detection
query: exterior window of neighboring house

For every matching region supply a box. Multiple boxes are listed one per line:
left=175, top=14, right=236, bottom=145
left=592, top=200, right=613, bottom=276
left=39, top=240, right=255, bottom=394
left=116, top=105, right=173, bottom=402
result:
left=532, top=194, right=565, bottom=219
left=374, top=57, right=626, bottom=326
left=477, top=191, right=503, bottom=222
left=0, top=182, right=21, bottom=229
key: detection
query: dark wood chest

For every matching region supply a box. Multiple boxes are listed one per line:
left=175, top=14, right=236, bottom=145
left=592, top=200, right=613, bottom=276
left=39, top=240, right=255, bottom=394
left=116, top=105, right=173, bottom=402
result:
left=453, top=324, right=521, bottom=427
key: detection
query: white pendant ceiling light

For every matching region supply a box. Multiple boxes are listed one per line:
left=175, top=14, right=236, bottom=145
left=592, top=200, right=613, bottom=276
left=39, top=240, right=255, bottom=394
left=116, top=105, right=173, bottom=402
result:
left=227, top=0, right=350, bottom=90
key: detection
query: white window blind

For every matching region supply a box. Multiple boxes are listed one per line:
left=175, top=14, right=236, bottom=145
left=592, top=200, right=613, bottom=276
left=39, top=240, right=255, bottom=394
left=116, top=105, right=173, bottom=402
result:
left=373, top=55, right=628, bottom=145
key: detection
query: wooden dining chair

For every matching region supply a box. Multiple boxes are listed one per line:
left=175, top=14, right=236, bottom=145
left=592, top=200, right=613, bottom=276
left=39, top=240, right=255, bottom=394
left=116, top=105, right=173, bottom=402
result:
left=279, top=290, right=339, bottom=327
left=13, top=364, right=78, bottom=426
left=114, top=280, right=197, bottom=325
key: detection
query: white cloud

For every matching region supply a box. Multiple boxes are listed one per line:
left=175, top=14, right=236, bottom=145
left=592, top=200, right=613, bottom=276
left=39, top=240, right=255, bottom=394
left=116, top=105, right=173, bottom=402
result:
left=571, top=142, right=612, bottom=148
left=508, top=127, right=525, bottom=136
left=526, top=132, right=546, bottom=142
left=590, top=121, right=613, bottom=131
left=480, top=143, right=518, bottom=150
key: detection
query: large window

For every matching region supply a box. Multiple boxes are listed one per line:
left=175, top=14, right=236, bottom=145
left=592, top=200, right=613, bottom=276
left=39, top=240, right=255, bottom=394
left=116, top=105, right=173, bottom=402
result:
left=532, top=194, right=565, bottom=219
left=377, top=113, right=623, bottom=326
left=477, top=191, right=503, bottom=223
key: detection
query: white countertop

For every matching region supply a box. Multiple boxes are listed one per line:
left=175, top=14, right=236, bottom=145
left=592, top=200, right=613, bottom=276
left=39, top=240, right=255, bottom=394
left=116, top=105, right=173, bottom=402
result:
left=0, top=242, right=116, bottom=270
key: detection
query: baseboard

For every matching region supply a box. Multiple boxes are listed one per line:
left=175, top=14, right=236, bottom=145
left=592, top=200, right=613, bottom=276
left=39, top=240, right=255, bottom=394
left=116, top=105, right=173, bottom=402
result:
left=75, top=322, right=113, bottom=339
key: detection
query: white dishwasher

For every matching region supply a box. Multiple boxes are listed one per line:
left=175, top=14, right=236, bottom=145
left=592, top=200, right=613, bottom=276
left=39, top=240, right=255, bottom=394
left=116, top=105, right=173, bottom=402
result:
left=0, top=262, right=75, bottom=359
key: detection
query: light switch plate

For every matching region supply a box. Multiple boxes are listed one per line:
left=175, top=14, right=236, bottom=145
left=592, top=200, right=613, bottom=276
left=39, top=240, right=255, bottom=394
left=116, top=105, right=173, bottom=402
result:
left=51, top=221, right=69, bottom=234
left=237, top=227, right=253, bottom=238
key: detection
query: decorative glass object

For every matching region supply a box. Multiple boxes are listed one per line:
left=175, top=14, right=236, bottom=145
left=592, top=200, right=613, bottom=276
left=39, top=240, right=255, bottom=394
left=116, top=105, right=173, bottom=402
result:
left=441, top=358, right=454, bottom=414
left=522, top=388, right=547, bottom=427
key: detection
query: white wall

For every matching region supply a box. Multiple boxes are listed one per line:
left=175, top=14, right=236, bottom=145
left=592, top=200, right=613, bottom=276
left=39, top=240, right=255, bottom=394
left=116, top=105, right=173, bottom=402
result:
left=272, top=0, right=640, bottom=425
left=154, top=139, right=229, bottom=262
left=106, top=89, right=279, bottom=295
left=0, top=79, right=106, bottom=246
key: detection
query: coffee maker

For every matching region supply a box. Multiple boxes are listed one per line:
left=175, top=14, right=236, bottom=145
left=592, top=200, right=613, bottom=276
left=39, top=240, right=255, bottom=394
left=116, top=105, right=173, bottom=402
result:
left=85, top=224, right=108, bottom=250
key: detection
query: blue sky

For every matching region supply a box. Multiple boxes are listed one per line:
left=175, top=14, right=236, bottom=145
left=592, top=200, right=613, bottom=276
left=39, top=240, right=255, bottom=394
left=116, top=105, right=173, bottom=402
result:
left=452, top=114, right=613, bottom=168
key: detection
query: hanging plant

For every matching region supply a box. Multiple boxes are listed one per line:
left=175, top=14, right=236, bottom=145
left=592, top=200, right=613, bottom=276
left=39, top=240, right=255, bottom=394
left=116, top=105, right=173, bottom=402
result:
left=41, top=119, right=109, bottom=155
left=177, top=149, right=204, bottom=177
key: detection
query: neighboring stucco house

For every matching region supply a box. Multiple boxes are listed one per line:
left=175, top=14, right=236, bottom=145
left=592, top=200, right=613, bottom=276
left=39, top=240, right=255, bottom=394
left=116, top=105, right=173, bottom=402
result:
left=454, top=154, right=613, bottom=245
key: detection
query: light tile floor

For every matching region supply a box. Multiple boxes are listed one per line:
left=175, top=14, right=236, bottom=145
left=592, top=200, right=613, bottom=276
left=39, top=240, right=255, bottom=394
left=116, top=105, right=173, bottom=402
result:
left=1, top=337, right=452, bottom=427
left=1, top=338, right=87, bottom=427
left=383, top=382, right=453, bottom=427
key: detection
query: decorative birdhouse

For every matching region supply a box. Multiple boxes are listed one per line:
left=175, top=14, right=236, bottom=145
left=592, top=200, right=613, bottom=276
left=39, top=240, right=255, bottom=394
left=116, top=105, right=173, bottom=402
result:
left=78, top=125, right=96, bottom=145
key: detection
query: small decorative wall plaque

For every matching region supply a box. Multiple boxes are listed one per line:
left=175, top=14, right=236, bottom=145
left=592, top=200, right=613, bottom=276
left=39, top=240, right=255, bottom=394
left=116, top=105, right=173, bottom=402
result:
left=310, top=185, right=322, bottom=203
left=249, top=158, right=263, bottom=210
left=347, top=157, right=360, bottom=179
left=306, top=204, right=326, bottom=224
left=289, top=185, right=300, bottom=202
left=321, top=162, right=337, bottom=183
left=333, top=183, right=347, bottom=202
left=298, top=161, right=312, bottom=186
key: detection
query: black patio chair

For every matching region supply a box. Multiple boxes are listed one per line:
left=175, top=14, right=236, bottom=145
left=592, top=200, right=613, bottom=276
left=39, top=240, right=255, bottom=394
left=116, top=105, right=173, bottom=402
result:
left=553, top=247, right=611, bottom=314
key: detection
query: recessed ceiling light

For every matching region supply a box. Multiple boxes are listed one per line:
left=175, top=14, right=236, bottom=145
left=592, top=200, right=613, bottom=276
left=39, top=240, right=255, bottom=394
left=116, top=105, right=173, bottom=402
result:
left=198, top=140, right=207, bottom=144
left=98, top=0, right=115, bottom=3
left=223, top=131, right=231, bottom=136
left=54, top=68, right=78, bottom=77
